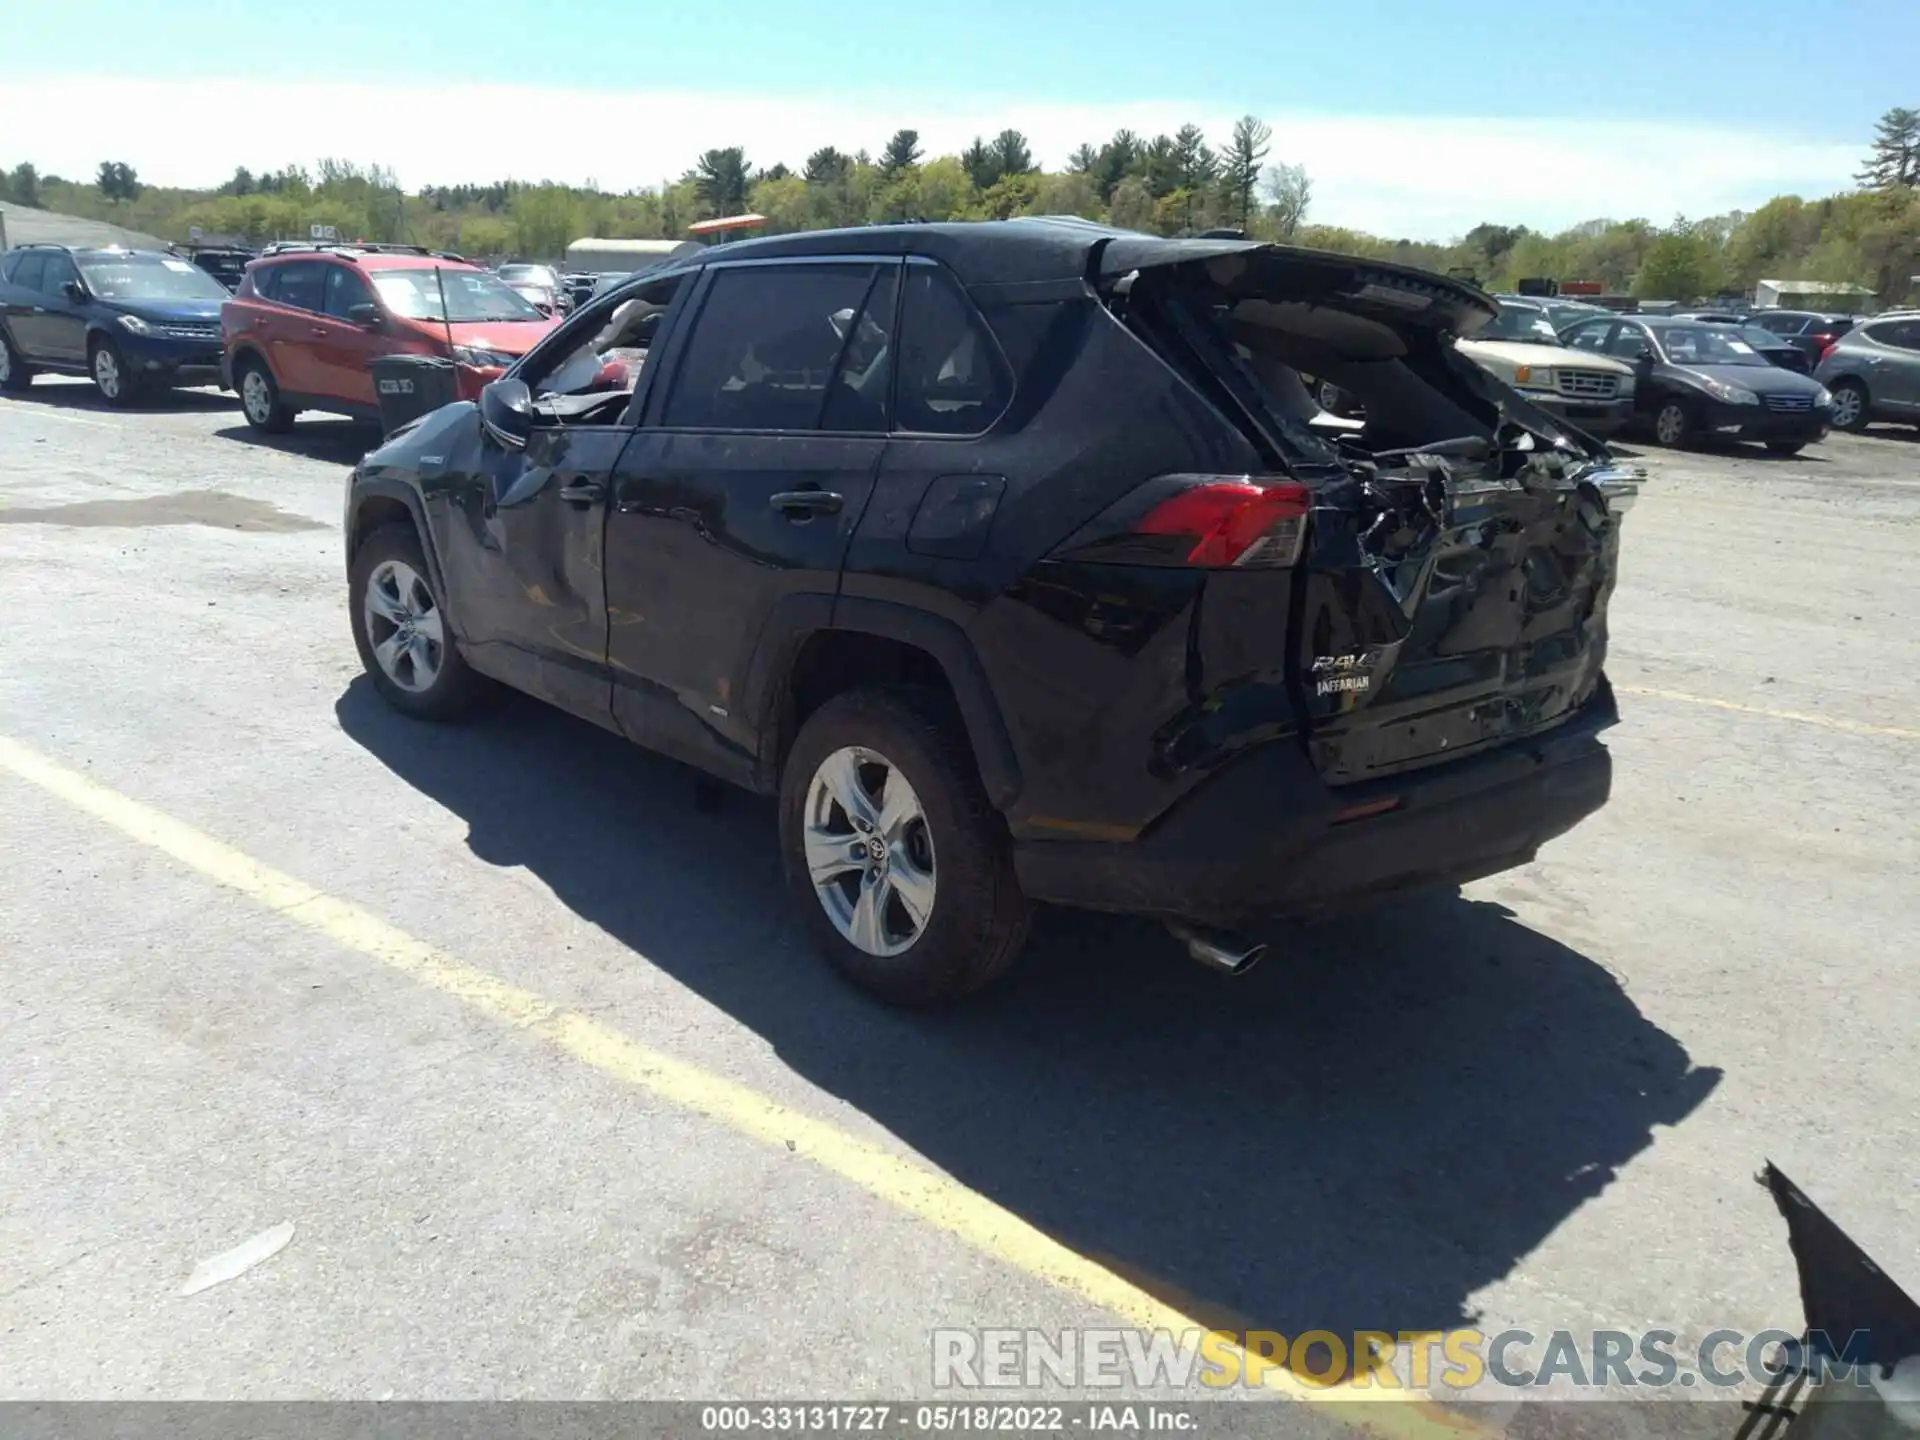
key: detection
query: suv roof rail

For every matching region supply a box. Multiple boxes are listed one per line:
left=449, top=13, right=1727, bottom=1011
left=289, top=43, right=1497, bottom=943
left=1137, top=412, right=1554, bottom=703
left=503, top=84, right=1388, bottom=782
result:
left=253, top=240, right=470, bottom=264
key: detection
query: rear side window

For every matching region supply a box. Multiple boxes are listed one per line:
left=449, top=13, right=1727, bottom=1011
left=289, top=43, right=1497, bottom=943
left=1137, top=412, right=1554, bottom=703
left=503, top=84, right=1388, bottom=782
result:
left=819, top=266, right=898, bottom=434
left=662, top=263, right=881, bottom=432
left=1752, top=313, right=1802, bottom=334
left=265, top=261, right=327, bottom=313
left=1867, top=320, right=1920, bottom=351
left=1607, top=326, right=1653, bottom=360
left=893, top=266, right=1011, bottom=435
left=323, top=266, right=375, bottom=319
left=8, top=252, right=46, bottom=292
left=1565, top=322, right=1612, bottom=352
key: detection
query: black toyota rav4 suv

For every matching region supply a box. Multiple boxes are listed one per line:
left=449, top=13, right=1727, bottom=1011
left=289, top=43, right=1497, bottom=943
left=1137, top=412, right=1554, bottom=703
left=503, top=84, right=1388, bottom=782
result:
left=344, top=218, right=1638, bottom=1005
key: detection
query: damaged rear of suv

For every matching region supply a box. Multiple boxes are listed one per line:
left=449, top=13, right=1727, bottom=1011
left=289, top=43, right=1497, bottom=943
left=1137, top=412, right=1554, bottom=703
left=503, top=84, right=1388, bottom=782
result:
left=972, top=226, right=1637, bottom=973
left=343, top=218, right=1635, bottom=1004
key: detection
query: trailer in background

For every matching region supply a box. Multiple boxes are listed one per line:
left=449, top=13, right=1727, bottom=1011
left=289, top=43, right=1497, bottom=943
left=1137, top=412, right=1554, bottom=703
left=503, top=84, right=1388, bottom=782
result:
left=562, top=237, right=704, bottom=276
left=1753, top=277, right=1876, bottom=312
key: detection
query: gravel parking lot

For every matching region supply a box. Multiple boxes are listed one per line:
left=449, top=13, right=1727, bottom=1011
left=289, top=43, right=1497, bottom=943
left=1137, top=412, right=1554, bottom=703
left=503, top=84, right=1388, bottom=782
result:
left=1, top=380, right=1915, bottom=1435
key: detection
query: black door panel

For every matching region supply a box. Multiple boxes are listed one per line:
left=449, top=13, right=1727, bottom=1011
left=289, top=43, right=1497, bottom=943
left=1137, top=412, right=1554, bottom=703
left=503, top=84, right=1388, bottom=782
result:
left=599, top=258, right=901, bottom=777
left=604, top=431, right=886, bottom=771
left=35, top=253, right=89, bottom=365
left=434, top=423, right=625, bottom=727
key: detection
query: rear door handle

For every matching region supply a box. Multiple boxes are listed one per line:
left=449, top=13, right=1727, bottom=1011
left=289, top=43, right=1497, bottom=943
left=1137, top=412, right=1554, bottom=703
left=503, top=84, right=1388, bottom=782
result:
left=558, top=480, right=606, bottom=506
left=770, top=489, right=843, bottom=516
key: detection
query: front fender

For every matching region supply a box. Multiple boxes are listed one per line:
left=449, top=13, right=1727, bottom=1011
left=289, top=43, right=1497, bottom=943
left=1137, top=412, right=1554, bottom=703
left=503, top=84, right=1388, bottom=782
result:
left=343, top=475, right=460, bottom=634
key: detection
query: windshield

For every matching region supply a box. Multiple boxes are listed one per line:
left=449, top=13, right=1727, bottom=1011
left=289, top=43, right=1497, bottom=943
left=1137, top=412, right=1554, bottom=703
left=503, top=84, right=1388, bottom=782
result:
left=370, top=268, right=547, bottom=323
left=78, top=254, right=231, bottom=303
left=499, top=265, right=557, bottom=288
left=1545, top=302, right=1604, bottom=330
left=1656, top=325, right=1772, bottom=367
left=1481, top=303, right=1563, bottom=343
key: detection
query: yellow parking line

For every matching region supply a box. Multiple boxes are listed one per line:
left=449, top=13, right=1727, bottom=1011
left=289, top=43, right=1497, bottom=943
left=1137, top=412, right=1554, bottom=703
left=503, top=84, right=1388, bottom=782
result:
left=1614, top=683, right=1919, bottom=741
left=0, top=732, right=1488, bottom=1438
left=0, top=404, right=121, bottom=431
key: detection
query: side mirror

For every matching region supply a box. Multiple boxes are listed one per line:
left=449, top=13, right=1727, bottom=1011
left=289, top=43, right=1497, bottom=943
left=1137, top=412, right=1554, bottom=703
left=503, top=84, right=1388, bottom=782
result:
left=479, top=377, right=534, bottom=451
left=346, top=302, right=384, bottom=330
left=1633, top=351, right=1654, bottom=372
left=62, top=280, right=87, bottom=303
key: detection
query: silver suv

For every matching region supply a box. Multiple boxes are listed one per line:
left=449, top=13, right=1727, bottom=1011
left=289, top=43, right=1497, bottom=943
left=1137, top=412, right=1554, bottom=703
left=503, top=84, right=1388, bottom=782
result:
left=1814, top=312, right=1920, bottom=432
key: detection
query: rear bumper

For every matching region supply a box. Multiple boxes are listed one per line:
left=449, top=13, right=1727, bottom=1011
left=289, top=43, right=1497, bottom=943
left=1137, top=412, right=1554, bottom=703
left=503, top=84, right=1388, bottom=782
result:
left=1013, top=687, right=1618, bottom=931
left=1525, top=392, right=1634, bottom=436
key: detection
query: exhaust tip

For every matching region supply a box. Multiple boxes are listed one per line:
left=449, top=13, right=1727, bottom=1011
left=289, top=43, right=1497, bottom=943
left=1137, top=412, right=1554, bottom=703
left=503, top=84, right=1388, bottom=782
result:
left=1167, top=921, right=1268, bottom=977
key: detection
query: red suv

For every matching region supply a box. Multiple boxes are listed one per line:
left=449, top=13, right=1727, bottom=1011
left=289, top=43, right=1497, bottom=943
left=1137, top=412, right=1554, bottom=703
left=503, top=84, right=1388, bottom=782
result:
left=221, top=244, right=559, bottom=432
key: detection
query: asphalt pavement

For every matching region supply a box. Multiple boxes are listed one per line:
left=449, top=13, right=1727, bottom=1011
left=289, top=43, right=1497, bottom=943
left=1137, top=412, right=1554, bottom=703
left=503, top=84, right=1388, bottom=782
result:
left=2, top=380, right=1915, bottom=1438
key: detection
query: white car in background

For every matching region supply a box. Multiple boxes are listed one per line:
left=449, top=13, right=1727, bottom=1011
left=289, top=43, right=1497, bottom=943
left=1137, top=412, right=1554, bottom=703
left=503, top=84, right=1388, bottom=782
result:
left=1458, top=299, right=1636, bottom=437
left=497, top=263, right=563, bottom=315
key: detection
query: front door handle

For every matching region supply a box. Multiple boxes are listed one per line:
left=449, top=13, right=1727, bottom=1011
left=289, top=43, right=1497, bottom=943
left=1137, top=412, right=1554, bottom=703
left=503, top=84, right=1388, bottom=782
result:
left=769, top=489, right=843, bottom=517
left=558, top=479, right=606, bottom=506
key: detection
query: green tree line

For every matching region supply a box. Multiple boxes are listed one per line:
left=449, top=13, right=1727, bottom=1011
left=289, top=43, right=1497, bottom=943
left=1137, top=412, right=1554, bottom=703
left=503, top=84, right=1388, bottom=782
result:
left=4, top=107, right=1916, bottom=305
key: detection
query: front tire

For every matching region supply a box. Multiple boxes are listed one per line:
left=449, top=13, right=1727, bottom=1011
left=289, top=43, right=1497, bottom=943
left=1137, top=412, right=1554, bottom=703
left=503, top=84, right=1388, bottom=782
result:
left=1652, top=398, right=1695, bottom=448
left=779, top=687, right=1030, bottom=1006
left=1827, top=379, right=1869, bottom=433
left=89, top=336, right=141, bottom=407
left=237, top=354, right=294, bottom=433
left=349, top=523, right=491, bottom=720
left=0, top=328, right=32, bottom=392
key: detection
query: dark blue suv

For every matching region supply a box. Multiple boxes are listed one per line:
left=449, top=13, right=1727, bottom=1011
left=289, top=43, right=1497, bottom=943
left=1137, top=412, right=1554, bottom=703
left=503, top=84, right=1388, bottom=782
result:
left=0, top=244, right=231, bottom=405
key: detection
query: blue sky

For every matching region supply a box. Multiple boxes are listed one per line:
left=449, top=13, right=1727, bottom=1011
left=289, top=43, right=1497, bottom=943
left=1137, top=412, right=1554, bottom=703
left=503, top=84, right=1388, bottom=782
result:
left=4, top=0, right=1914, bottom=237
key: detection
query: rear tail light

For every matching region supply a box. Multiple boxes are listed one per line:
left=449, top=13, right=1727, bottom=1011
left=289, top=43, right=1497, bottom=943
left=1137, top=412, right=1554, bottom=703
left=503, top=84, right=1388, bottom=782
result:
left=1816, top=339, right=1840, bottom=363
left=1132, top=476, right=1313, bottom=568
left=1332, top=795, right=1402, bottom=825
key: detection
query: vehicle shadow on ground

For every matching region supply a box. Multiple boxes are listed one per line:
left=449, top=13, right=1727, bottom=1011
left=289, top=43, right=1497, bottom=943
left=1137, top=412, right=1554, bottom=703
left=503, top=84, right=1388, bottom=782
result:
left=1738, top=444, right=1830, bottom=462
left=3, top=379, right=237, bottom=414
left=336, top=680, right=1722, bottom=1345
left=213, top=420, right=379, bottom=467
left=1857, top=424, right=1920, bottom=444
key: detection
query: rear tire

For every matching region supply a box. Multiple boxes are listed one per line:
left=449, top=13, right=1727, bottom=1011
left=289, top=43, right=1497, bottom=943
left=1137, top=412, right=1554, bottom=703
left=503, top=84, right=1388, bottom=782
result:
left=349, top=523, right=492, bottom=721
left=779, top=686, right=1030, bottom=1006
left=1827, top=379, right=1869, bottom=433
left=237, top=354, right=294, bottom=433
left=0, top=328, right=32, bottom=392
left=1765, top=441, right=1805, bottom=456
left=1652, top=398, right=1695, bottom=448
left=89, top=335, right=142, bottom=407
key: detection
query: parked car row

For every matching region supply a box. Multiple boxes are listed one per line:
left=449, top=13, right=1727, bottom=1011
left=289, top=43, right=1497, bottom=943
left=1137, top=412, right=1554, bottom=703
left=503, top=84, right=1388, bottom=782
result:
left=1561, top=313, right=1838, bottom=453
left=1549, top=301, right=1920, bottom=439
left=1316, top=296, right=1832, bottom=450
left=0, top=240, right=567, bottom=424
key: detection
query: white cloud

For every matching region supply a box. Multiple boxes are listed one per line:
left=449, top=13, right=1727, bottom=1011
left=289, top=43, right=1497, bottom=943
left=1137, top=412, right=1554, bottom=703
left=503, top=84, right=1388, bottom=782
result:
left=0, top=77, right=1860, bottom=241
